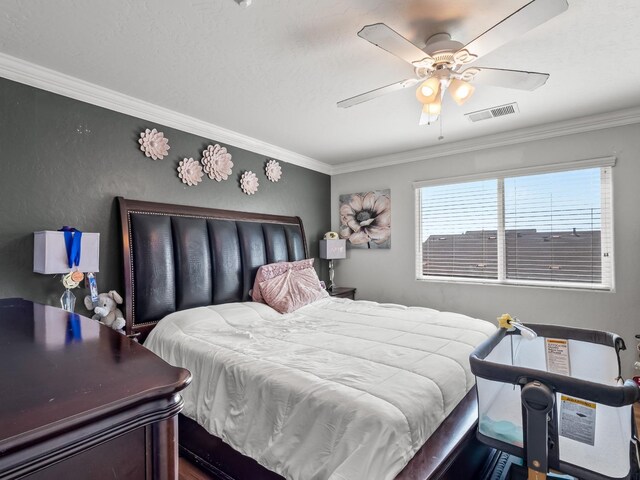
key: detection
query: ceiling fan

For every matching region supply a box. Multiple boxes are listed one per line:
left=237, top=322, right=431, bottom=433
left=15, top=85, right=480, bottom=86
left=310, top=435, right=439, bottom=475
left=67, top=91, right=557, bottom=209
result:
left=337, top=0, right=569, bottom=125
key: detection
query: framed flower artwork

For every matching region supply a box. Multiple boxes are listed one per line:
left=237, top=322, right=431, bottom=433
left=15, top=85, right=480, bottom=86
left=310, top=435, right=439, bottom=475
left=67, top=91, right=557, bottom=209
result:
left=339, top=189, right=390, bottom=249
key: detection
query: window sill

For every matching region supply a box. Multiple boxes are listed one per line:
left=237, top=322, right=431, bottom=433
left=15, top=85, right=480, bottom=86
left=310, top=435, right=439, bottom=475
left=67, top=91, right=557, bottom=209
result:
left=415, top=276, right=614, bottom=293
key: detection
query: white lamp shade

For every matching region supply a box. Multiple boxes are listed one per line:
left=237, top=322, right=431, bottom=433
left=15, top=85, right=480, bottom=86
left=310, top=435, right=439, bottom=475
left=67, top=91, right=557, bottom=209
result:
left=319, top=239, right=346, bottom=260
left=33, top=231, right=100, bottom=274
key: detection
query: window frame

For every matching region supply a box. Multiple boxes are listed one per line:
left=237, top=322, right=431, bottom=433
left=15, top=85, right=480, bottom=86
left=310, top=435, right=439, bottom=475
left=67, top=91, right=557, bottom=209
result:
left=414, top=157, right=616, bottom=291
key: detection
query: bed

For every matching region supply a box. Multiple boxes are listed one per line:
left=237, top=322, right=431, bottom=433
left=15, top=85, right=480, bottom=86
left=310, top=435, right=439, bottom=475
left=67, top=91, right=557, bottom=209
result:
left=117, top=196, right=499, bottom=480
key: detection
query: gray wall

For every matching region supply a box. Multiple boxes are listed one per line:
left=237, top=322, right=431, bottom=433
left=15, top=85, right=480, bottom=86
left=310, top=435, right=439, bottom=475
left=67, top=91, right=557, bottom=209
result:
left=0, top=77, right=331, bottom=315
left=331, top=124, right=640, bottom=377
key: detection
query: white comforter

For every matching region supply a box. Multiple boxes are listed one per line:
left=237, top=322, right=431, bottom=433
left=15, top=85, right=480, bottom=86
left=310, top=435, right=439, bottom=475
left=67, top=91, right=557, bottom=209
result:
left=144, top=298, right=495, bottom=480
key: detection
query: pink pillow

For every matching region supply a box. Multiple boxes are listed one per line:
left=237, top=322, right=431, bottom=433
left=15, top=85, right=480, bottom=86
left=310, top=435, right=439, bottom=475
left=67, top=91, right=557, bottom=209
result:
left=251, top=258, right=315, bottom=303
left=259, top=267, right=328, bottom=313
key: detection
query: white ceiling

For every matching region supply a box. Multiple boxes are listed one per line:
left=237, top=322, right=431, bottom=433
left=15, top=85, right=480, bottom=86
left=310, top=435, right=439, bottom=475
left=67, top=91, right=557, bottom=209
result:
left=1, top=0, right=639, bottom=167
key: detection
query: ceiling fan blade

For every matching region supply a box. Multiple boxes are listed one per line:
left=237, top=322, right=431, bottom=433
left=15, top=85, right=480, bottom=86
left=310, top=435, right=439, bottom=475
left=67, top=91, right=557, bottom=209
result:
left=358, top=23, right=433, bottom=66
left=460, top=0, right=568, bottom=61
left=466, top=67, right=549, bottom=90
left=337, top=78, right=419, bottom=108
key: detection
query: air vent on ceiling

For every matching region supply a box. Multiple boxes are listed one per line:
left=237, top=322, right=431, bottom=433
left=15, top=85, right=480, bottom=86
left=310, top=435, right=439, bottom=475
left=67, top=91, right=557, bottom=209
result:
left=465, top=103, right=519, bottom=123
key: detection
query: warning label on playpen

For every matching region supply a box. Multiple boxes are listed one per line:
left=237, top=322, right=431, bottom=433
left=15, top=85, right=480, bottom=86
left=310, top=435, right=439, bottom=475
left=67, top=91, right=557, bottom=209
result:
left=545, top=338, right=571, bottom=376
left=559, top=395, right=596, bottom=446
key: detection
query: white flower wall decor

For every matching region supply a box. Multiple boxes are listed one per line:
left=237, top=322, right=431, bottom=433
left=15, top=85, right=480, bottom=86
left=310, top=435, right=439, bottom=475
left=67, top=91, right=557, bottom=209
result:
left=177, top=157, right=204, bottom=186
left=201, top=144, right=234, bottom=181
left=138, top=128, right=170, bottom=160
left=265, top=159, right=282, bottom=182
left=240, top=171, right=259, bottom=195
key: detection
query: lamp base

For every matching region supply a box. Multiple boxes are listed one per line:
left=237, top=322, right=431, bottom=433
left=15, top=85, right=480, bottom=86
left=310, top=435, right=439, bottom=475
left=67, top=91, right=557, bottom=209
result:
left=61, top=288, right=76, bottom=313
left=327, top=259, right=336, bottom=291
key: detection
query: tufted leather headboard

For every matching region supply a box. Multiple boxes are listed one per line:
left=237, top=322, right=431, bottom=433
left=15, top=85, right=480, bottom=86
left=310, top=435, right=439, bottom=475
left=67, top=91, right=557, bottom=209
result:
left=117, top=197, right=308, bottom=339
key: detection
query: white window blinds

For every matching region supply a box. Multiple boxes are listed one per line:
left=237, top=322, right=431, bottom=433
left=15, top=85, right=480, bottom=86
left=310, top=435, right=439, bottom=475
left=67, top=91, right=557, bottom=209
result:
left=416, top=164, right=614, bottom=290
left=419, top=179, right=498, bottom=279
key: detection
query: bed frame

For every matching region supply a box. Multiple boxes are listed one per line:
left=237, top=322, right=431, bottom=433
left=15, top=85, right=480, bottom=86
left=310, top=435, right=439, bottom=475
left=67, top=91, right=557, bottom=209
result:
left=117, top=196, right=497, bottom=480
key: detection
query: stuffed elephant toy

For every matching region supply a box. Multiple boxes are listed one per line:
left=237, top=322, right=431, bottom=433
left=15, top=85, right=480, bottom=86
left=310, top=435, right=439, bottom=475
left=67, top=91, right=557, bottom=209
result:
left=83, top=290, right=126, bottom=331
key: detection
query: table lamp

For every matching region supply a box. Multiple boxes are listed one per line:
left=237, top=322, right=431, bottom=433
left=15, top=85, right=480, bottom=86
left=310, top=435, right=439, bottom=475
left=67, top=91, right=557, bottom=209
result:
left=319, top=239, right=346, bottom=291
left=33, top=229, right=100, bottom=312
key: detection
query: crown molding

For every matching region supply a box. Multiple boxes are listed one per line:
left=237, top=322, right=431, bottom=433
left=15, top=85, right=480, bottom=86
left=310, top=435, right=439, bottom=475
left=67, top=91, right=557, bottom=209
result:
left=3, top=52, right=639, bottom=178
left=330, top=106, right=640, bottom=175
left=0, top=52, right=332, bottom=175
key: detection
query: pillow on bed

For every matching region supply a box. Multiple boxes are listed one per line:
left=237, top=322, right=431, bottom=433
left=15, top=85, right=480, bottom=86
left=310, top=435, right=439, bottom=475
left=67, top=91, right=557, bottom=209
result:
left=259, top=267, right=328, bottom=313
left=251, top=258, right=315, bottom=303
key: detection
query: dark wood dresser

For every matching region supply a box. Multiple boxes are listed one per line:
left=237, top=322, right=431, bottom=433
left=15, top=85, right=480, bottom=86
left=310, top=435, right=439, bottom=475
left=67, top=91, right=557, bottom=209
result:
left=0, top=298, right=191, bottom=479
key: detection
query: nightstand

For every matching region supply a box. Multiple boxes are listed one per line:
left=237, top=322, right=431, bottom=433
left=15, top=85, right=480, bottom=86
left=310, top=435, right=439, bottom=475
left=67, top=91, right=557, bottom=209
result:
left=328, top=287, right=356, bottom=300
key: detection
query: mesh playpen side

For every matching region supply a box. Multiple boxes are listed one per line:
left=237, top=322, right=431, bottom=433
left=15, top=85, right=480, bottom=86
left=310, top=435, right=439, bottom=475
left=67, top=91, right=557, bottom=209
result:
left=470, top=324, right=639, bottom=480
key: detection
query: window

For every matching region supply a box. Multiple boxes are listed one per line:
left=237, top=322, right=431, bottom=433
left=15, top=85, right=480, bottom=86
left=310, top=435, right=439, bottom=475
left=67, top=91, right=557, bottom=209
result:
left=415, top=162, right=614, bottom=290
left=420, top=179, right=499, bottom=279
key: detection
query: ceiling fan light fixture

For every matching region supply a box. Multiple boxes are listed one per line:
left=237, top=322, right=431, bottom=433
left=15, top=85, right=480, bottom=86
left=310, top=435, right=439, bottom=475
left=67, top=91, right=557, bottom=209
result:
left=415, top=77, right=440, bottom=104
left=422, top=100, right=441, bottom=116
left=449, top=78, right=475, bottom=105
left=421, top=85, right=434, bottom=96
left=419, top=106, right=440, bottom=126
left=419, top=91, right=443, bottom=126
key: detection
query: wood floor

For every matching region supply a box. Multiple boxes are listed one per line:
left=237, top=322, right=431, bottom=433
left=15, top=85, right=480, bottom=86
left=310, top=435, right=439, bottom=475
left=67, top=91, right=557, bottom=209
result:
left=179, top=404, right=640, bottom=480
left=178, top=456, right=215, bottom=480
